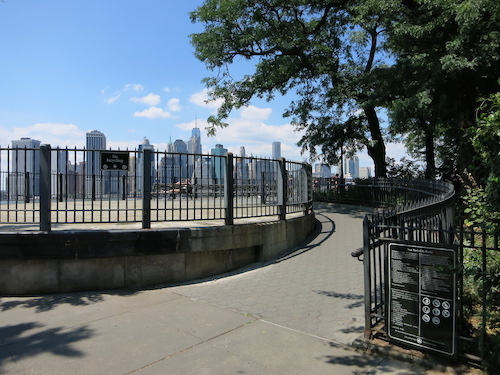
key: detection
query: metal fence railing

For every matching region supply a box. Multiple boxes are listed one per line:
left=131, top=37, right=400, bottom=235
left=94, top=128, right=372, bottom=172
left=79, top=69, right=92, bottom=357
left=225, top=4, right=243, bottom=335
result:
left=322, top=177, right=498, bottom=363
left=0, top=145, right=312, bottom=230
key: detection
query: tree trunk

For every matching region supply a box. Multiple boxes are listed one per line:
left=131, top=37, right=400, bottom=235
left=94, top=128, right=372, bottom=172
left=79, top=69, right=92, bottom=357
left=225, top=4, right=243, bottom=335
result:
left=364, top=106, right=387, bottom=177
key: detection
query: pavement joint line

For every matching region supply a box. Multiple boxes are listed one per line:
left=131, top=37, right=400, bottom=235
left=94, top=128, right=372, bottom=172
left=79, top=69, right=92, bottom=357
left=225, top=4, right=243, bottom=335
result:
left=259, top=319, right=358, bottom=353
left=123, top=319, right=260, bottom=375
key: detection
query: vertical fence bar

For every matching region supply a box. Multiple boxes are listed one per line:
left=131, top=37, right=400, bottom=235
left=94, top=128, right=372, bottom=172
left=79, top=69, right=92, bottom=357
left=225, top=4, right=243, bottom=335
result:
left=305, top=163, right=313, bottom=214
left=142, top=148, right=151, bottom=229
left=277, top=157, right=286, bottom=221
left=224, top=153, right=234, bottom=226
left=363, top=216, right=372, bottom=339
left=39, top=144, right=51, bottom=232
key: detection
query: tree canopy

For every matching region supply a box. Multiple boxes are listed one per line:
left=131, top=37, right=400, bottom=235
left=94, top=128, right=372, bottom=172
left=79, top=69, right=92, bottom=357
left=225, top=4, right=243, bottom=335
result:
left=190, top=0, right=499, bottom=180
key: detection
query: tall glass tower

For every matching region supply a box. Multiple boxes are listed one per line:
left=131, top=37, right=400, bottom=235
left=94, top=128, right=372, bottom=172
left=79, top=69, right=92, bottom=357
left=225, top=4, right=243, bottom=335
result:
left=272, top=141, right=281, bottom=159
left=10, top=137, right=42, bottom=198
left=85, top=130, right=106, bottom=176
left=211, top=144, right=228, bottom=184
left=85, top=130, right=106, bottom=197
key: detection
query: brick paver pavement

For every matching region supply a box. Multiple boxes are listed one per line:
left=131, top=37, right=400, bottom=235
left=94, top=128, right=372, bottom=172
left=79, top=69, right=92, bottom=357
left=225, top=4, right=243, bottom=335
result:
left=171, top=203, right=371, bottom=346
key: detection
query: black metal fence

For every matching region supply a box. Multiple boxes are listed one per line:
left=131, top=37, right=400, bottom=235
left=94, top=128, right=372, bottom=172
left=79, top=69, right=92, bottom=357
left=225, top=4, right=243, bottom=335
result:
left=0, top=145, right=312, bottom=230
left=313, top=177, right=498, bottom=363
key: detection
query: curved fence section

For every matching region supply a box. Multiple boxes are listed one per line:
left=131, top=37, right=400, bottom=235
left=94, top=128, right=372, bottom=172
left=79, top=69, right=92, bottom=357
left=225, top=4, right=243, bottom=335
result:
left=0, top=145, right=312, bottom=230
left=316, top=177, right=497, bottom=362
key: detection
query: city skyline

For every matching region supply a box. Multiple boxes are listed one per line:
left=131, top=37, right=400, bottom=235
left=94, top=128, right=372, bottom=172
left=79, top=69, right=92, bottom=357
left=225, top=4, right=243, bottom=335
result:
left=9, top=134, right=373, bottom=182
left=0, top=1, right=408, bottom=171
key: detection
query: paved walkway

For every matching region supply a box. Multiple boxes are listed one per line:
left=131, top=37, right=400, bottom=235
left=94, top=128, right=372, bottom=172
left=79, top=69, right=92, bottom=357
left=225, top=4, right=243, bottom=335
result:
left=0, top=204, right=464, bottom=374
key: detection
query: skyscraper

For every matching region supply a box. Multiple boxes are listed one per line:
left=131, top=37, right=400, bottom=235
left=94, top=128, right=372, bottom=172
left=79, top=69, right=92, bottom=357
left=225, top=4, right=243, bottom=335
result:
left=347, top=156, right=360, bottom=179
left=236, top=146, right=249, bottom=181
left=338, top=155, right=360, bottom=180
left=314, top=164, right=331, bottom=178
left=136, top=137, right=155, bottom=194
left=172, top=139, right=188, bottom=181
left=85, top=130, right=106, bottom=197
left=272, top=141, right=281, bottom=160
left=187, top=126, right=202, bottom=179
left=211, top=144, right=228, bottom=183
left=85, top=130, right=106, bottom=176
left=9, top=137, right=41, bottom=198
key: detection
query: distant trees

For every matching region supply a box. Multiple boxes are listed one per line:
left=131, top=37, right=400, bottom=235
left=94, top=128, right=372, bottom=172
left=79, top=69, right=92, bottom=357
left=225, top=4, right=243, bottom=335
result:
left=190, top=0, right=499, bottom=182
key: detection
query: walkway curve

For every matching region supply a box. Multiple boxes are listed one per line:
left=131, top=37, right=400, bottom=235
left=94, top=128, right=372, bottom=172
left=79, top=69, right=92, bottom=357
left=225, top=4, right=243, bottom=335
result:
left=170, top=203, right=371, bottom=346
left=0, top=204, right=459, bottom=375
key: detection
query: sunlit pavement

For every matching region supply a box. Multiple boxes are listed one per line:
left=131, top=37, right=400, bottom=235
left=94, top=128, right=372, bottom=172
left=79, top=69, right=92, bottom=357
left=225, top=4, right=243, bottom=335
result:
left=0, top=204, right=464, bottom=374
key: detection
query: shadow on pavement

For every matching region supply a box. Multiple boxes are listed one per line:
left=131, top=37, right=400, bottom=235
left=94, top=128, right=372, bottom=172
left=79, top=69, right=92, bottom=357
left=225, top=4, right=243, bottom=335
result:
left=0, top=289, right=139, bottom=313
left=164, top=210, right=337, bottom=288
left=0, top=322, right=93, bottom=371
left=313, top=202, right=373, bottom=219
left=315, top=290, right=364, bottom=309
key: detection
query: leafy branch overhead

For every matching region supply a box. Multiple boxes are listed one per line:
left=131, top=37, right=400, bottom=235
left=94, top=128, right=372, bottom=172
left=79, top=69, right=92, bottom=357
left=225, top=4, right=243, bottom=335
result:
left=191, top=0, right=499, bottom=180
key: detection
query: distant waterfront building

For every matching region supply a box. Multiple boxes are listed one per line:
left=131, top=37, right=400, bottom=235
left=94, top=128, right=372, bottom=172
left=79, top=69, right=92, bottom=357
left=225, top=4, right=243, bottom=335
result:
left=85, top=130, right=106, bottom=197
left=173, top=139, right=188, bottom=181
left=272, top=141, right=281, bottom=160
left=249, top=158, right=274, bottom=183
left=314, top=164, right=331, bottom=178
left=235, top=146, right=249, bottom=182
left=338, top=155, right=359, bottom=180
left=51, top=148, right=72, bottom=198
left=85, top=130, right=106, bottom=176
left=211, top=144, right=228, bottom=183
left=192, top=157, right=214, bottom=184
left=187, top=126, right=202, bottom=178
left=348, top=156, right=360, bottom=179
left=136, top=137, right=155, bottom=194
left=359, top=166, right=372, bottom=179
left=9, top=137, right=41, bottom=198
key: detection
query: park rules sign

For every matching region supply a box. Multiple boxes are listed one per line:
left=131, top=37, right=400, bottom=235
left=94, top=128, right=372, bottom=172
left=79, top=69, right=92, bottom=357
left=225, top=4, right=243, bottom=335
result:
left=388, top=243, right=457, bottom=356
left=100, top=151, right=129, bottom=171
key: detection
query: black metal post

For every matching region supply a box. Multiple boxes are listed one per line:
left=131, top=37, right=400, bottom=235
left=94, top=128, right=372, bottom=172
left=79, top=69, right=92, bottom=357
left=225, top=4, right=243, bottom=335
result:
left=277, top=157, right=286, bottom=221
left=39, top=144, right=51, bottom=232
left=142, top=149, right=152, bottom=229
left=363, top=216, right=372, bottom=340
left=224, top=153, right=234, bottom=226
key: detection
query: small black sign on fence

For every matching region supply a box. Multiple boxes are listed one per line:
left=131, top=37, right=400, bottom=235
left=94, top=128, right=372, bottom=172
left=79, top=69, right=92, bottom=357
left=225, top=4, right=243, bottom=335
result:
left=100, top=151, right=129, bottom=171
left=388, top=243, right=456, bottom=356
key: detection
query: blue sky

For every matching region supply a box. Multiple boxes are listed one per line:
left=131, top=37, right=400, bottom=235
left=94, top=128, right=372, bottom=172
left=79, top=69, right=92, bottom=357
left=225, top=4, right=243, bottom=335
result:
left=0, top=0, right=406, bottom=168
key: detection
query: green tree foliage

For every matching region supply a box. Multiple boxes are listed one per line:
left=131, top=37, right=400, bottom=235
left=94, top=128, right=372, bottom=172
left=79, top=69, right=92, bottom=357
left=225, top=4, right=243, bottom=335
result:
left=190, top=0, right=391, bottom=177
left=190, top=0, right=499, bottom=182
left=387, top=0, right=500, bottom=181
left=472, top=90, right=500, bottom=220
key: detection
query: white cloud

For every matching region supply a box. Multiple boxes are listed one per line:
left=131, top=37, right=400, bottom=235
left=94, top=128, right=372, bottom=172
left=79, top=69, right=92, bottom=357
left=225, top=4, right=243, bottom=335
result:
left=167, top=98, right=181, bottom=112
left=175, top=105, right=306, bottom=160
left=163, top=87, right=171, bottom=93
left=124, top=83, right=144, bottom=92
left=106, top=92, right=121, bottom=104
left=2, top=123, right=86, bottom=148
left=131, top=93, right=161, bottom=106
left=133, top=107, right=171, bottom=119
left=189, top=88, right=223, bottom=110
left=240, top=105, right=272, bottom=121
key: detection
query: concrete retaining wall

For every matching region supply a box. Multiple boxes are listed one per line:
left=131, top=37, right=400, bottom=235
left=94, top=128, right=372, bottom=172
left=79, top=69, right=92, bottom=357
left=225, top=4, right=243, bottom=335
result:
left=0, top=213, right=316, bottom=295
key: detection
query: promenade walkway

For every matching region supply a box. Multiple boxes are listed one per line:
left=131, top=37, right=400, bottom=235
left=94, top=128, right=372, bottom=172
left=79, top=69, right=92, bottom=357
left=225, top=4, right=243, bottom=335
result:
left=0, top=204, right=467, bottom=374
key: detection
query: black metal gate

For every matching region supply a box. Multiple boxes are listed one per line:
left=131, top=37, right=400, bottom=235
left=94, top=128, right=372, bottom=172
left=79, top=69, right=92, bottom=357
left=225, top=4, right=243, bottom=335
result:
left=357, top=186, right=499, bottom=362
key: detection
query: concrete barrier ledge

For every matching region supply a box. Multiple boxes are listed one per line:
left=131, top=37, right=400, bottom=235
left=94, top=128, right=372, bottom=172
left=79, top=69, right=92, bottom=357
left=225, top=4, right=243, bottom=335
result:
left=0, top=213, right=315, bottom=295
